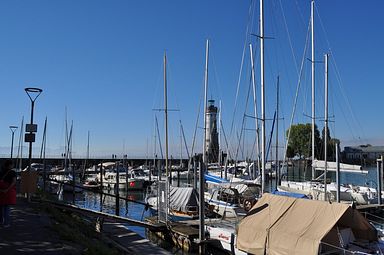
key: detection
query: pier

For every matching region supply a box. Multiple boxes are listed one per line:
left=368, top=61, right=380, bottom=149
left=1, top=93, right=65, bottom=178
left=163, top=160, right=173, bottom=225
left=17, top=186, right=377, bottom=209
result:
left=0, top=196, right=171, bottom=255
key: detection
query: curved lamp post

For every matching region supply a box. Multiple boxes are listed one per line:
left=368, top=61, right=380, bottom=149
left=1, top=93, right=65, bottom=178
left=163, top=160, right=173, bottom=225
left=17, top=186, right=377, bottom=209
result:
left=25, top=87, right=42, bottom=170
left=9, top=125, right=18, bottom=160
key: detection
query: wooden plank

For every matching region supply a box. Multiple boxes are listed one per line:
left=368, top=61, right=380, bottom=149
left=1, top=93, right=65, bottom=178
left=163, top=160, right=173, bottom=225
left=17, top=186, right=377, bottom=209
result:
left=103, top=223, right=172, bottom=255
left=170, top=223, right=199, bottom=237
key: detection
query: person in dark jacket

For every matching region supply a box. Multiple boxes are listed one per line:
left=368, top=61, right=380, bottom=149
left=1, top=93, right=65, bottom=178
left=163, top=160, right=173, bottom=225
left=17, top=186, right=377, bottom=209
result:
left=0, top=160, right=17, bottom=227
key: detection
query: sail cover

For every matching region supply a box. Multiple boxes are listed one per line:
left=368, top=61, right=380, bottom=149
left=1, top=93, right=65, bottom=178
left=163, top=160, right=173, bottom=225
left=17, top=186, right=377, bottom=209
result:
left=169, top=187, right=199, bottom=212
left=312, top=159, right=367, bottom=173
left=236, top=193, right=376, bottom=255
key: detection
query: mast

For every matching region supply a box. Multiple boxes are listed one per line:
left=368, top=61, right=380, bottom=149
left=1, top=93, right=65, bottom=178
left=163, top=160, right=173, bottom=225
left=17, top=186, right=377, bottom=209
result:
left=42, top=117, right=47, bottom=191
left=86, top=131, right=90, bottom=164
left=218, top=100, right=222, bottom=165
left=324, top=53, right=329, bottom=201
left=163, top=52, right=169, bottom=222
left=64, top=108, right=68, bottom=170
left=179, top=121, right=182, bottom=167
left=250, top=43, right=261, bottom=180
left=40, top=117, right=47, bottom=160
left=17, top=117, right=24, bottom=171
left=275, top=76, right=279, bottom=186
left=203, top=39, right=209, bottom=164
left=153, top=114, right=157, bottom=175
left=311, top=0, right=316, bottom=179
left=260, top=0, right=266, bottom=193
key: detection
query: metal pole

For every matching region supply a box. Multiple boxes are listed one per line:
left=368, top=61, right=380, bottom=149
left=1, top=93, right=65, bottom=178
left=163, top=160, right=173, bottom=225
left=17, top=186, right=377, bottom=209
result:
left=275, top=76, right=279, bottom=188
left=336, top=143, right=340, bottom=203
left=199, top=159, right=205, bottom=255
left=260, top=0, right=266, bottom=193
left=324, top=54, right=329, bottom=201
left=41, top=118, right=47, bottom=192
left=377, top=155, right=383, bottom=205
left=28, top=100, right=35, bottom=170
left=202, top=39, right=209, bottom=165
left=115, top=162, right=120, bottom=216
left=9, top=126, right=18, bottom=160
left=164, top=52, right=169, bottom=223
left=311, top=0, right=316, bottom=180
left=153, top=115, right=157, bottom=182
left=193, top=156, right=197, bottom=189
left=218, top=100, right=222, bottom=166
left=100, top=161, right=103, bottom=212
left=250, top=44, right=261, bottom=181
left=24, top=87, right=42, bottom=169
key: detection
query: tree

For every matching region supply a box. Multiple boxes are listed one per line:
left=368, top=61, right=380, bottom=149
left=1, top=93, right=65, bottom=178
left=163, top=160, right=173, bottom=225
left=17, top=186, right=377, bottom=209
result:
left=320, top=126, right=340, bottom=160
left=286, top=123, right=321, bottom=159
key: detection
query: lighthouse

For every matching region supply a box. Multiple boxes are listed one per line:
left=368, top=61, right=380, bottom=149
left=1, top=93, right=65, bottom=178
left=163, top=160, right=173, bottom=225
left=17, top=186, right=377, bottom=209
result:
left=205, top=99, right=219, bottom=163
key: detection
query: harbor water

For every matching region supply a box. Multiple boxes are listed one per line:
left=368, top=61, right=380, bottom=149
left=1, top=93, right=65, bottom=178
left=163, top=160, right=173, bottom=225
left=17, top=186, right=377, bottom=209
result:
left=56, top=166, right=379, bottom=254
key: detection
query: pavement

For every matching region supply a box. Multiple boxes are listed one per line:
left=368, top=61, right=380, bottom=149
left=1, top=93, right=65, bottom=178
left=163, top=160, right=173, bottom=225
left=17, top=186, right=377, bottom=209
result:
left=0, top=197, right=82, bottom=255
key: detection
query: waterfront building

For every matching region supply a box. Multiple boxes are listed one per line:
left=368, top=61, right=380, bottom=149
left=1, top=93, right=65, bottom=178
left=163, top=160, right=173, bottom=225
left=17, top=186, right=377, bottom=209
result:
left=343, top=144, right=384, bottom=165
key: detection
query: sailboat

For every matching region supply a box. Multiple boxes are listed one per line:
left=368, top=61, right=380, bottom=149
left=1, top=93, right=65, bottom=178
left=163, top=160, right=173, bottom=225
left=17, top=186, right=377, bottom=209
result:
left=205, top=0, right=268, bottom=252
left=278, top=25, right=371, bottom=204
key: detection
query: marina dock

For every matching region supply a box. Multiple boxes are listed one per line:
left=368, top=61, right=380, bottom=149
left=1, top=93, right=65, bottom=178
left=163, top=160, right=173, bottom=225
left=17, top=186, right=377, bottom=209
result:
left=0, top=197, right=171, bottom=255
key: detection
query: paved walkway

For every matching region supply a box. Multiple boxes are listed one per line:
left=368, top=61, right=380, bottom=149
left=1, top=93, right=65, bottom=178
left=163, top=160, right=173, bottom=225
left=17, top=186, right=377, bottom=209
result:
left=0, top=198, right=81, bottom=254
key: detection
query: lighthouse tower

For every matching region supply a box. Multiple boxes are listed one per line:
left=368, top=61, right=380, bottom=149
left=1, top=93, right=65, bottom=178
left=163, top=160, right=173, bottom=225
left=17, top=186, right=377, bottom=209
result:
left=205, top=99, right=219, bottom=163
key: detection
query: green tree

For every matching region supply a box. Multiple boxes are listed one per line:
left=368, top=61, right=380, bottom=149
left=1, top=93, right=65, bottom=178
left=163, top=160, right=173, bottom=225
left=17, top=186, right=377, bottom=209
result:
left=320, top=126, right=340, bottom=160
left=286, top=123, right=321, bottom=159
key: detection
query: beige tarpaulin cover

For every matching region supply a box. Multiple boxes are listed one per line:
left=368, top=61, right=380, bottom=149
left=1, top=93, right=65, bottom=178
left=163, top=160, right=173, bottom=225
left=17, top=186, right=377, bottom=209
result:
left=237, top=193, right=376, bottom=255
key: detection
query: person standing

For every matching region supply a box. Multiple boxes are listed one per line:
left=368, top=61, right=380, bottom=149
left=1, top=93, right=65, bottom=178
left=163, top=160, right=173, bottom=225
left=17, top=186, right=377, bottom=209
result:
left=0, top=160, right=17, bottom=227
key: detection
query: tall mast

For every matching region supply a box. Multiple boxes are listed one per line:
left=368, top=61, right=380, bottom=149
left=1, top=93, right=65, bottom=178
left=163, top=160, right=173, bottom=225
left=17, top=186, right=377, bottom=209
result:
left=311, top=0, right=316, bottom=179
left=164, top=52, right=169, bottom=222
left=260, top=0, right=266, bottom=193
left=250, top=43, right=261, bottom=180
left=164, top=52, right=169, bottom=180
left=153, top=114, right=157, bottom=168
left=17, top=117, right=24, bottom=171
left=180, top=121, right=182, bottom=167
left=275, top=76, right=279, bottom=186
left=203, top=39, right=209, bottom=164
left=218, top=100, right=222, bottom=165
left=87, top=131, right=90, bottom=159
left=324, top=53, right=329, bottom=200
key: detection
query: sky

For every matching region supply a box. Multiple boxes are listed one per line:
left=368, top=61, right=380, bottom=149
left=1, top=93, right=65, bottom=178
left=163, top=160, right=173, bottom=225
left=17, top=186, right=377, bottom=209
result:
left=0, top=0, right=383, bottom=159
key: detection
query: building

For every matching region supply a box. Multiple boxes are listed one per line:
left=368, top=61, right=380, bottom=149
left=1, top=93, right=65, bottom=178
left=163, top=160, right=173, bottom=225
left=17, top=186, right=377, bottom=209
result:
left=343, top=144, right=384, bottom=165
left=204, top=100, right=219, bottom=163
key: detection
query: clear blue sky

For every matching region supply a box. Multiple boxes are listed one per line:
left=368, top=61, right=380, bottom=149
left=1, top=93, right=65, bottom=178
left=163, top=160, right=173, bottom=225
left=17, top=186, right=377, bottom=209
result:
left=0, top=0, right=383, bottom=159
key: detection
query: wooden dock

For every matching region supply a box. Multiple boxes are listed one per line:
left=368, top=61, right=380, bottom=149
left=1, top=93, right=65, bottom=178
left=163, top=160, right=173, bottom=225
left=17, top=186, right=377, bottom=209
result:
left=103, top=222, right=172, bottom=255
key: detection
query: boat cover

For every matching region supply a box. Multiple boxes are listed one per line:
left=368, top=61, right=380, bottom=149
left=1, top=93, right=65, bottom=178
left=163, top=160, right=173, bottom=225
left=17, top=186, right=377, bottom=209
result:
left=237, top=193, right=376, bottom=255
left=272, top=190, right=308, bottom=199
left=169, top=187, right=199, bottom=212
left=205, top=174, right=229, bottom=184
left=312, top=159, right=366, bottom=173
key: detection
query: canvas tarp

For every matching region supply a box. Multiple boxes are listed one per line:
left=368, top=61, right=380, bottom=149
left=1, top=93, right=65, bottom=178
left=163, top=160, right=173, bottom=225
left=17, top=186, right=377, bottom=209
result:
left=169, top=187, right=198, bottom=212
left=236, top=193, right=376, bottom=255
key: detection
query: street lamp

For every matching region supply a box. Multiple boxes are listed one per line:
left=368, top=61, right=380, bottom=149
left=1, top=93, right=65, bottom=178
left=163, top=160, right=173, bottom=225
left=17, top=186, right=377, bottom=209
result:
left=9, top=125, right=18, bottom=160
left=25, top=87, right=43, bottom=170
